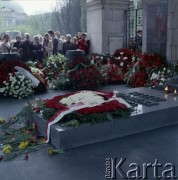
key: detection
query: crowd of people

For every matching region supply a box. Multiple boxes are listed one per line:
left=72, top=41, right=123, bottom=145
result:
left=0, top=30, right=90, bottom=62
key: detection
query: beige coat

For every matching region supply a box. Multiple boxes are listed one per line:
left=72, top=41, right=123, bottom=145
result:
left=43, top=40, right=53, bottom=57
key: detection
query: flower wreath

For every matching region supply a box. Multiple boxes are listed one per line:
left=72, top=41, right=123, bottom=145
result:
left=32, top=90, right=131, bottom=143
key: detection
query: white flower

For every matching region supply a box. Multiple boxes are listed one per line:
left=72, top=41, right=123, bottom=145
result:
left=59, top=91, right=105, bottom=106
left=0, top=87, right=5, bottom=92
left=120, top=52, right=124, bottom=55
left=120, top=62, right=124, bottom=67
left=123, top=57, right=128, bottom=60
left=161, top=78, right=166, bottom=82
left=167, top=69, right=171, bottom=73
left=151, top=72, right=159, bottom=80
left=132, top=56, right=136, bottom=61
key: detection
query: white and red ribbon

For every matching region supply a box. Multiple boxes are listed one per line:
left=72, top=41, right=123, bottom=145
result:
left=45, top=91, right=131, bottom=143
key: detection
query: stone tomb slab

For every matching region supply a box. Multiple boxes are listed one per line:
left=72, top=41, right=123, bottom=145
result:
left=31, top=87, right=178, bottom=150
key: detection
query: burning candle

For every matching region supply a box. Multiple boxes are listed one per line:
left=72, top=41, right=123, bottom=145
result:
left=173, top=89, right=177, bottom=95
left=164, top=86, right=169, bottom=92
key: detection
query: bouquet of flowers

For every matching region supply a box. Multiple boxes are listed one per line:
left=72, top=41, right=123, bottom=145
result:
left=0, top=60, right=30, bottom=86
left=44, top=54, right=67, bottom=79
left=0, top=72, right=34, bottom=99
left=113, top=48, right=133, bottom=73
left=104, top=63, right=124, bottom=84
left=149, top=67, right=175, bottom=87
left=123, top=52, right=172, bottom=87
left=67, top=56, right=90, bottom=70
left=68, top=64, right=103, bottom=90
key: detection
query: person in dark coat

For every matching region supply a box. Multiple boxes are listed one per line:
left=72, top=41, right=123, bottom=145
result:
left=13, top=35, right=21, bottom=50
left=62, top=34, right=77, bottom=56
left=18, top=33, right=35, bottom=61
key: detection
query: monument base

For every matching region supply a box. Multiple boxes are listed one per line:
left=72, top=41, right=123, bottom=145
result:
left=31, top=87, right=178, bottom=150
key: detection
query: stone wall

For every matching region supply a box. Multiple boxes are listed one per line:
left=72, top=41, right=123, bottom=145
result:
left=143, top=0, right=178, bottom=64
left=142, top=0, right=168, bottom=58
left=86, top=0, right=130, bottom=54
left=167, top=0, right=178, bottom=64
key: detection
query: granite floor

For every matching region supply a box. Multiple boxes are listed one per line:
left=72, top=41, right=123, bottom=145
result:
left=0, top=86, right=178, bottom=180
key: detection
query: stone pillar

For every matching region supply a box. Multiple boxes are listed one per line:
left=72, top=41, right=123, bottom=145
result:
left=86, top=0, right=130, bottom=54
left=142, top=0, right=168, bottom=58
left=167, top=0, right=178, bottom=64
left=142, top=0, right=178, bottom=64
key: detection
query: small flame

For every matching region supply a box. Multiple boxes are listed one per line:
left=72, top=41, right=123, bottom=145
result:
left=165, top=86, right=169, bottom=91
left=174, top=89, right=177, bottom=95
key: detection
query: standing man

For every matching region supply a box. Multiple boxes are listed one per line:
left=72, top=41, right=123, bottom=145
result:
left=48, top=30, right=58, bottom=55
left=62, top=34, right=77, bottom=56
left=18, top=33, right=34, bottom=61
left=13, top=35, right=21, bottom=50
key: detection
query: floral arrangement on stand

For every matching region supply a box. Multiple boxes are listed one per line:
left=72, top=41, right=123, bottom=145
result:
left=68, top=64, right=103, bottom=90
left=113, top=48, right=133, bottom=71
left=67, top=56, right=90, bottom=70
left=26, top=61, right=47, bottom=93
left=43, top=55, right=67, bottom=87
left=92, top=49, right=139, bottom=85
left=39, top=49, right=175, bottom=90
left=123, top=52, right=175, bottom=88
left=148, top=67, right=175, bottom=87
left=0, top=60, right=47, bottom=98
left=53, top=56, right=103, bottom=91
left=0, top=72, right=34, bottom=98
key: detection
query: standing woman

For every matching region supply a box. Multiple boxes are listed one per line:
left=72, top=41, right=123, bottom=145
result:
left=43, top=33, right=53, bottom=58
left=0, top=34, right=11, bottom=53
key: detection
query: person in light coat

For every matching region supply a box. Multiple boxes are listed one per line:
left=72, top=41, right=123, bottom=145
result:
left=0, top=34, right=11, bottom=53
left=43, top=33, right=53, bottom=57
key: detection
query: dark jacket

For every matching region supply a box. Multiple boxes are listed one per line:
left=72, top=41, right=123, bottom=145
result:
left=62, top=41, right=77, bottom=56
left=33, top=43, right=43, bottom=61
left=13, top=41, right=21, bottom=49
left=19, top=40, right=35, bottom=61
left=52, top=37, right=58, bottom=55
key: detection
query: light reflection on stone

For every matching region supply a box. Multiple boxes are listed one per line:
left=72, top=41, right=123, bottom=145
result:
left=132, top=104, right=143, bottom=115
left=174, top=97, right=177, bottom=102
left=164, top=94, right=168, bottom=100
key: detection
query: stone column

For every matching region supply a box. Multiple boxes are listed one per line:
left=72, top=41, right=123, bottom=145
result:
left=86, top=0, right=130, bottom=54
left=142, top=0, right=178, bottom=64
left=142, top=0, right=168, bottom=58
left=167, top=0, right=178, bottom=64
